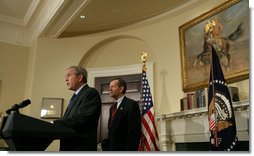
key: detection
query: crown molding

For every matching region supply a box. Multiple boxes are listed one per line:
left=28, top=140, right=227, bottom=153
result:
left=0, top=0, right=66, bottom=47
left=0, top=0, right=39, bottom=26
left=42, top=0, right=90, bottom=38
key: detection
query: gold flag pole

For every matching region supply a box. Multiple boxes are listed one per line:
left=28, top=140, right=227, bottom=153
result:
left=141, top=51, right=147, bottom=72
left=139, top=51, right=147, bottom=151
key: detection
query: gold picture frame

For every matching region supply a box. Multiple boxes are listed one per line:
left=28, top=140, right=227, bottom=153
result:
left=40, top=98, right=63, bottom=119
left=179, top=0, right=249, bottom=92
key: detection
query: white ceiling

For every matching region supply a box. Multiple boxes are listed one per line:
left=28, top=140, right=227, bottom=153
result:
left=0, top=0, right=40, bottom=26
left=0, top=0, right=201, bottom=47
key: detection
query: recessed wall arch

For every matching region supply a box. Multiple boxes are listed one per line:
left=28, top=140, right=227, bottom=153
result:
left=78, top=34, right=154, bottom=98
left=78, top=34, right=154, bottom=101
left=78, top=35, right=150, bottom=68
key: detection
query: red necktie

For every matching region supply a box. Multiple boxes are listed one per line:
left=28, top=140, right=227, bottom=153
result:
left=110, top=103, right=117, bottom=126
left=111, top=103, right=117, bottom=119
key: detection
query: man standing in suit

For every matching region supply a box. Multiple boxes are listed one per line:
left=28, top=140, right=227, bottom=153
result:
left=54, top=66, right=101, bottom=151
left=106, top=77, right=141, bottom=151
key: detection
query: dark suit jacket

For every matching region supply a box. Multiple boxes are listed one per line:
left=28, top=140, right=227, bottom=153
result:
left=54, top=85, right=101, bottom=151
left=107, top=96, right=141, bottom=151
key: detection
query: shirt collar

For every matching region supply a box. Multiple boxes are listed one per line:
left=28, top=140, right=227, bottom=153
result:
left=75, top=84, right=86, bottom=95
left=116, top=95, right=125, bottom=108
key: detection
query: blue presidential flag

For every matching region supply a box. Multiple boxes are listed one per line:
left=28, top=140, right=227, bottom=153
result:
left=208, top=46, right=238, bottom=151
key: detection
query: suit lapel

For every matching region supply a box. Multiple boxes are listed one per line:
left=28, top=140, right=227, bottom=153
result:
left=116, top=97, right=126, bottom=114
left=63, top=85, right=89, bottom=118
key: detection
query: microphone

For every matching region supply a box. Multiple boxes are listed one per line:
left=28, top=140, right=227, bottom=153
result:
left=6, top=99, right=31, bottom=114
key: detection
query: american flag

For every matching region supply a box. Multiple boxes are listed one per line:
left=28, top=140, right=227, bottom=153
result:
left=208, top=46, right=238, bottom=151
left=139, top=69, right=160, bottom=151
left=209, top=113, right=216, bottom=131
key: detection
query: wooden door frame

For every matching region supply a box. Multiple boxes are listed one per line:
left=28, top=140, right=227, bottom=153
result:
left=87, top=62, right=154, bottom=96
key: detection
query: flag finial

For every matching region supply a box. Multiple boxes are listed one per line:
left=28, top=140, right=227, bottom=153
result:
left=141, top=51, right=147, bottom=72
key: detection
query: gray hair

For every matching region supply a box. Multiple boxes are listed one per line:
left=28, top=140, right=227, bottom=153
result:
left=68, top=66, right=87, bottom=83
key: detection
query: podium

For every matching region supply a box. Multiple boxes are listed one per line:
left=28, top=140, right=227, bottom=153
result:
left=1, top=112, right=75, bottom=151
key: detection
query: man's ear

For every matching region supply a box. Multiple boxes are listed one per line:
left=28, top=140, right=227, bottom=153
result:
left=120, top=86, right=124, bottom=93
left=78, top=74, right=84, bottom=82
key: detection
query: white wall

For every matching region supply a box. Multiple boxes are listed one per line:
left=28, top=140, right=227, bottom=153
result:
left=0, top=42, right=29, bottom=113
left=0, top=0, right=250, bottom=151
left=0, top=0, right=249, bottom=126
left=26, top=0, right=249, bottom=118
left=0, top=42, right=29, bottom=148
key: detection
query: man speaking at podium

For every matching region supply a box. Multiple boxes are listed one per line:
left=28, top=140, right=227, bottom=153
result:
left=54, top=66, right=101, bottom=151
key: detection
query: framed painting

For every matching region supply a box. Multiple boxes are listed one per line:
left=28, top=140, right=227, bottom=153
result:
left=179, top=0, right=249, bottom=92
left=40, top=98, right=63, bottom=119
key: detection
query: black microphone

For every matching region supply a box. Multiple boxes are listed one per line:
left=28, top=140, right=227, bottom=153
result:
left=6, top=99, right=31, bottom=114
